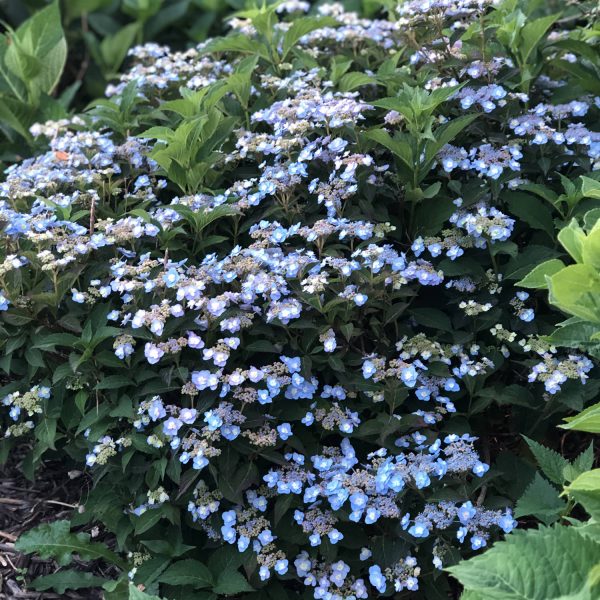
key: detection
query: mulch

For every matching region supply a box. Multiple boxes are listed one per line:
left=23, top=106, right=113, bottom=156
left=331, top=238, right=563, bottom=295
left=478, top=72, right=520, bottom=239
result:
left=0, top=448, right=107, bottom=599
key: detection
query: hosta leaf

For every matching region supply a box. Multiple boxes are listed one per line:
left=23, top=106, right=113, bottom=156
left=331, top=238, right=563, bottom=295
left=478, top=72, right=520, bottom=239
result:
left=448, top=525, right=600, bottom=599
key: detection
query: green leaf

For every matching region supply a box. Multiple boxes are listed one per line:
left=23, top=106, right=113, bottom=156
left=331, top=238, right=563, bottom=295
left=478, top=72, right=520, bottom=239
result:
left=557, top=219, right=586, bottom=263
left=157, top=559, right=213, bottom=589
left=517, top=259, right=565, bottom=289
left=546, top=321, right=600, bottom=348
left=423, top=113, right=479, bottom=167
left=548, top=264, right=600, bottom=323
left=338, top=72, right=375, bottom=92
left=448, top=525, right=600, bottom=599
left=364, top=128, right=413, bottom=171
left=128, top=583, right=163, bottom=600
left=4, top=0, right=67, bottom=103
left=564, top=469, right=600, bottom=520
left=582, top=227, right=600, bottom=270
left=523, top=437, right=570, bottom=485
left=514, top=473, right=566, bottom=525
left=15, top=520, right=126, bottom=569
left=31, top=570, right=108, bottom=594
left=560, top=401, right=600, bottom=433
left=410, top=308, right=452, bottom=332
left=99, top=23, right=140, bottom=74
left=33, top=333, right=81, bottom=350
left=506, top=192, right=555, bottom=238
left=95, top=375, right=134, bottom=390
left=572, top=444, right=595, bottom=475
left=520, top=13, right=560, bottom=64
left=207, top=546, right=244, bottom=576
left=211, top=570, right=254, bottom=595
left=281, top=17, right=336, bottom=61
left=581, top=176, right=600, bottom=200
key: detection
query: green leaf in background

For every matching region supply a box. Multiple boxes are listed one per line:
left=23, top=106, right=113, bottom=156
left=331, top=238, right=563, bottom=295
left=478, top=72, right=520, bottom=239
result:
left=211, top=570, right=254, bottom=595
left=560, top=401, right=600, bottom=433
left=548, top=264, right=600, bottom=323
left=557, top=219, right=586, bottom=263
left=520, top=13, right=560, bottom=64
left=3, top=0, right=67, bottom=104
left=581, top=176, right=600, bottom=200
left=523, top=436, right=570, bottom=485
left=448, top=525, right=600, bottom=599
left=157, top=559, right=213, bottom=589
left=31, top=570, right=108, bottom=594
left=129, top=583, right=164, bottom=600
left=15, top=520, right=127, bottom=569
left=514, top=473, right=566, bottom=525
left=564, top=469, right=600, bottom=520
left=582, top=225, right=600, bottom=270
left=517, top=258, right=565, bottom=288
left=507, top=192, right=555, bottom=238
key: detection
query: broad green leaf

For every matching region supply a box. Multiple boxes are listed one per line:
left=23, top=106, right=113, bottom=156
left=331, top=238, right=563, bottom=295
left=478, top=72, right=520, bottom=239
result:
left=561, top=401, right=600, bottom=433
left=211, top=570, right=254, bottom=595
left=281, top=17, right=336, bottom=61
left=582, top=227, right=600, bottom=270
left=506, top=192, right=555, bottom=238
left=514, top=473, right=565, bottom=525
left=99, top=23, right=140, bottom=74
left=364, top=128, right=413, bottom=171
left=546, top=321, right=600, bottom=348
left=410, top=308, right=452, bottom=332
left=523, top=437, right=570, bottom=485
left=31, top=570, right=108, bottom=594
left=4, top=0, right=67, bottom=103
left=128, top=583, right=163, bottom=600
left=15, top=520, right=127, bottom=569
left=423, top=113, right=479, bottom=167
left=516, top=259, right=565, bottom=289
left=564, top=469, right=600, bottom=520
left=581, top=176, right=600, bottom=200
left=584, top=208, right=600, bottom=231
left=448, top=525, right=600, bottom=599
left=338, top=72, right=375, bottom=92
left=548, top=264, right=600, bottom=323
left=520, top=14, right=560, bottom=64
left=157, top=559, right=213, bottom=589
left=557, top=219, right=586, bottom=263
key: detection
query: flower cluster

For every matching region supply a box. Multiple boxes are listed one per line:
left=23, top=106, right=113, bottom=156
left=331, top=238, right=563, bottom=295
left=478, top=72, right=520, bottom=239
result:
left=0, top=0, right=597, bottom=597
left=2, top=386, right=50, bottom=438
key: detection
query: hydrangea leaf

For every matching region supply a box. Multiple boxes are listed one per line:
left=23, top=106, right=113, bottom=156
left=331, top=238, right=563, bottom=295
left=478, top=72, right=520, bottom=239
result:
left=514, top=473, right=565, bottom=524
left=157, top=559, right=213, bottom=589
left=523, top=436, right=570, bottom=485
left=448, top=525, right=600, bottom=599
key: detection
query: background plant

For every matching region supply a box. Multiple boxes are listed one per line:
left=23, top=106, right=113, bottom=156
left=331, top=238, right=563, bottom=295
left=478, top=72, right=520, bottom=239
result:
left=0, top=0, right=599, bottom=599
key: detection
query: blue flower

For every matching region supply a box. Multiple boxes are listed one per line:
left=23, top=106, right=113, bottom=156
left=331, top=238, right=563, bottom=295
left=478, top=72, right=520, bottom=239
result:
left=408, top=521, right=430, bottom=538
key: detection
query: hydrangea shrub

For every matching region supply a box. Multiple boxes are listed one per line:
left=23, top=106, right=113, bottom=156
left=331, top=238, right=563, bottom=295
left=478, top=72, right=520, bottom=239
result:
left=2, top=0, right=600, bottom=598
